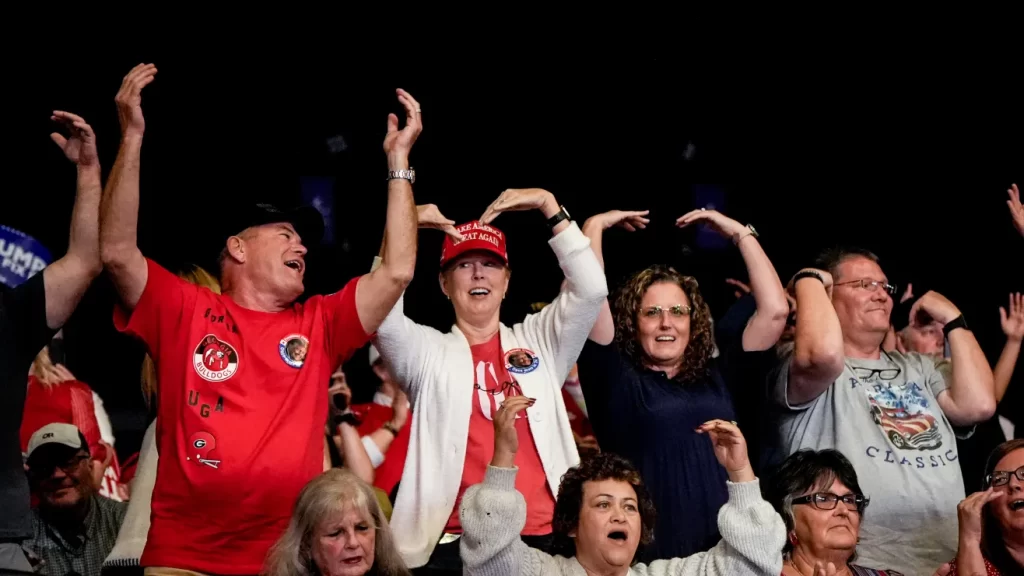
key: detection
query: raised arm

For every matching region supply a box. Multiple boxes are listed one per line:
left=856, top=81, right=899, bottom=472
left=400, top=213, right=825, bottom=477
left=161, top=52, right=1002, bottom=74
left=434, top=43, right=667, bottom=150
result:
left=353, top=89, right=421, bottom=335
left=99, top=64, right=157, bottom=311
left=1007, top=183, right=1023, bottom=238
left=786, top=269, right=846, bottom=405
left=481, top=188, right=610, bottom=381
left=581, top=210, right=649, bottom=345
left=41, top=112, right=103, bottom=329
left=677, top=209, right=789, bottom=351
left=994, top=292, right=1023, bottom=403
left=461, top=395, right=550, bottom=576
left=911, top=291, right=996, bottom=425
left=370, top=204, right=460, bottom=400
left=642, top=421, right=783, bottom=576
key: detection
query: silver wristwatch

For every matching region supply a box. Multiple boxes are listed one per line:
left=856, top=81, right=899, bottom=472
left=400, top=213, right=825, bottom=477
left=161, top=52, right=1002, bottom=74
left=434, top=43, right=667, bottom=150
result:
left=387, top=168, right=415, bottom=184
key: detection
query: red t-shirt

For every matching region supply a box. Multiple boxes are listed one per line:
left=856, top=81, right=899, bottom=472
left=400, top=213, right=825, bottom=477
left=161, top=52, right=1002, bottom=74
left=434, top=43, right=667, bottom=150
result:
left=444, top=334, right=555, bottom=535
left=114, top=259, right=368, bottom=574
left=352, top=400, right=410, bottom=498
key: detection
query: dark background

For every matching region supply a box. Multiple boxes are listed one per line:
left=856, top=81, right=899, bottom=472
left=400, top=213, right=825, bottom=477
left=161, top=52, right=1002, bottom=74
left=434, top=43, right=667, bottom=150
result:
left=7, top=52, right=1023, bottom=459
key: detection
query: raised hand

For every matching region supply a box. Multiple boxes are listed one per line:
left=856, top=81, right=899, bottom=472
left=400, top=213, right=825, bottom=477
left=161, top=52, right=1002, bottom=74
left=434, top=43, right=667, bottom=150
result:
left=1000, top=292, right=1024, bottom=341
left=1007, top=183, right=1024, bottom=238
left=725, top=278, right=751, bottom=299
left=696, top=419, right=754, bottom=483
left=957, top=488, right=1001, bottom=544
left=490, top=394, right=534, bottom=468
left=383, top=88, right=422, bottom=160
left=584, top=210, right=650, bottom=232
left=676, top=208, right=748, bottom=241
left=900, top=282, right=915, bottom=304
left=50, top=111, right=98, bottom=167
left=417, top=204, right=464, bottom=241
left=115, top=63, right=157, bottom=137
left=391, top=390, right=411, bottom=429
left=909, top=290, right=962, bottom=326
left=479, top=188, right=556, bottom=225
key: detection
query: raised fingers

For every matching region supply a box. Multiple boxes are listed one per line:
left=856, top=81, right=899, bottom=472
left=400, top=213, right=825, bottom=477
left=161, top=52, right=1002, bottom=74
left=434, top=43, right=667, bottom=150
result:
left=675, top=208, right=714, bottom=227
left=696, top=419, right=741, bottom=436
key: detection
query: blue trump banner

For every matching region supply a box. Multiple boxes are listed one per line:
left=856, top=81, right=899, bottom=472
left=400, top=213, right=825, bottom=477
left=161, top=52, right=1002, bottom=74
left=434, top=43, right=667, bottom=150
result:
left=0, top=225, right=51, bottom=288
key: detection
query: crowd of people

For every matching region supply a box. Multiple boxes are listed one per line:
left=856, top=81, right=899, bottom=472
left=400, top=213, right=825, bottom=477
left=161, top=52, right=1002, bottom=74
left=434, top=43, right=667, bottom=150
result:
left=2, top=63, right=1022, bottom=576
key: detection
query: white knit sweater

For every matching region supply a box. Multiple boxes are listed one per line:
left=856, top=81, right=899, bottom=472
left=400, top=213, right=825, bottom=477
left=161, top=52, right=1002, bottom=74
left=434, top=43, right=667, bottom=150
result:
left=460, top=467, right=785, bottom=576
left=373, top=222, right=608, bottom=567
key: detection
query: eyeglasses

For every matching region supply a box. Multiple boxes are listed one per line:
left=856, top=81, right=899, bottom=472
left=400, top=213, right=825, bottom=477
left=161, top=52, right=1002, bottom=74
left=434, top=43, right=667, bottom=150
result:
left=641, top=305, right=692, bottom=319
left=835, top=278, right=897, bottom=296
left=791, top=492, right=870, bottom=514
left=850, top=350, right=903, bottom=381
left=475, top=380, right=522, bottom=397
left=987, top=465, right=1024, bottom=487
left=30, top=454, right=88, bottom=478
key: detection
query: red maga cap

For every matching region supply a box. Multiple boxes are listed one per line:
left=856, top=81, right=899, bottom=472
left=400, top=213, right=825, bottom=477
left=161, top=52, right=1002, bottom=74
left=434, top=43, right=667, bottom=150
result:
left=439, top=221, right=508, bottom=268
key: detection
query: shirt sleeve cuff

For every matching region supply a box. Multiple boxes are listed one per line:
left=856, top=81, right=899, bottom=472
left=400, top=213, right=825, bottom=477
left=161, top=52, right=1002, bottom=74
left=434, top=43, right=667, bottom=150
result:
left=361, top=436, right=385, bottom=468
left=725, top=478, right=764, bottom=509
left=484, top=465, right=519, bottom=491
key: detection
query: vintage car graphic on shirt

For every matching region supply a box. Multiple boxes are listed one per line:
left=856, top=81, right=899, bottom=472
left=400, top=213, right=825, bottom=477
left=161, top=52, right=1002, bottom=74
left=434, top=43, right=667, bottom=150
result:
left=193, top=334, right=239, bottom=382
left=187, top=431, right=220, bottom=468
left=865, top=383, right=942, bottom=451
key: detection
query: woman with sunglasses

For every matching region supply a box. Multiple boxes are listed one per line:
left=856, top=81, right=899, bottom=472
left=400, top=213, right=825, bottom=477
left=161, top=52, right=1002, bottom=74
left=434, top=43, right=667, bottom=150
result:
left=939, top=439, right=1024, bottom=575
left=763, top=449, right=904, bottom=575
left=575, top=208, right=790, bottom=561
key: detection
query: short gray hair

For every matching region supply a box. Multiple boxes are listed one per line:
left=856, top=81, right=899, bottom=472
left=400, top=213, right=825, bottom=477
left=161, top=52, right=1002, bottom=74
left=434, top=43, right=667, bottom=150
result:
left=263, top=468, right=409, bottom=576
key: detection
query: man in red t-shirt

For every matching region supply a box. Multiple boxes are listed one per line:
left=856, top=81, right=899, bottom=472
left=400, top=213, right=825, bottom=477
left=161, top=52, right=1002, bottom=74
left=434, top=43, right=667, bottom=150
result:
left=98, top=63, right=423, bottom=575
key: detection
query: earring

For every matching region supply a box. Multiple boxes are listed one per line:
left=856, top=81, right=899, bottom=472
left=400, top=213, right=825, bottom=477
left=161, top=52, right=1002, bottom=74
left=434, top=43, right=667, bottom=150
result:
left=789, top=532, right=799, bottom=547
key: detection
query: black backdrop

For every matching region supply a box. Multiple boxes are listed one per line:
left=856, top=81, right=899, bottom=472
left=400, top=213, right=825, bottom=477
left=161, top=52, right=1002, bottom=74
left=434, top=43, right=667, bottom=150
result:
left=7, top=51, right=1022, bottom=459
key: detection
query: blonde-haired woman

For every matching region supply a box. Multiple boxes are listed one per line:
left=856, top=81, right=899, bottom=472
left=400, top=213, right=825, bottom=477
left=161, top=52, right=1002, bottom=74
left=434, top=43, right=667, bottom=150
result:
left=265, top=468, right=410, bottom=576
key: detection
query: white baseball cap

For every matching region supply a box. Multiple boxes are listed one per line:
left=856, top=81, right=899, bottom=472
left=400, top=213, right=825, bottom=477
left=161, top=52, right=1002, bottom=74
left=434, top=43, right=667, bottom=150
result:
left=26, top=423, right=87, bottom=460
left=368, top=345, right=381, bottom=366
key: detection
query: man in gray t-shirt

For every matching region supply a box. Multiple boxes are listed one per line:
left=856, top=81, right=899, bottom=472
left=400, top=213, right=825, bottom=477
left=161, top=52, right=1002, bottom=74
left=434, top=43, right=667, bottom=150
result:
left=776, top=248, right=996, bottom=575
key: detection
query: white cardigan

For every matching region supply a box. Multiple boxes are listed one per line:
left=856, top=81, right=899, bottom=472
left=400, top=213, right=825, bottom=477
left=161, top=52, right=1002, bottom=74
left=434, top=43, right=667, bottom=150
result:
left=373, top=222, right=608, bottom=568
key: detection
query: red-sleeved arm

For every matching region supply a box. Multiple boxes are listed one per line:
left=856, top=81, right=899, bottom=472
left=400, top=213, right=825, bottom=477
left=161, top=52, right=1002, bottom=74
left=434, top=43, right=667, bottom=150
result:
left=113, top=258, right=197, bottom=360
left=321, top=276, right=371, bottom=367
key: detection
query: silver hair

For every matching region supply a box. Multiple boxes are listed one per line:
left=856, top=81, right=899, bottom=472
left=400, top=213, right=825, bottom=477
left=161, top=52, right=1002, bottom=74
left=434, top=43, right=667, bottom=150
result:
left=263, top=468, right=409, bottom=576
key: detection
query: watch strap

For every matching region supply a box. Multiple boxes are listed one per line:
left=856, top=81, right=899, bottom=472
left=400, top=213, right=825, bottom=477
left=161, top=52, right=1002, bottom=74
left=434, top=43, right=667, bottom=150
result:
left=387, top=168, right=415, bottom=184
left=382, top=422, right=399, bottom=437
left=546, top=205, right=570, bottom=229
left=792, top=271, right=824, bottom=286
left=733, top=224, right=759, bottom=245
left=942, top=314, right=968, bottom=337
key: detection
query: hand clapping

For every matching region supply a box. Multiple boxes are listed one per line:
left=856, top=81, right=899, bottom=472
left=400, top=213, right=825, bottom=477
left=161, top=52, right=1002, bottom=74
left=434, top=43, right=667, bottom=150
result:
left=50, top=111, right=98, bottom=167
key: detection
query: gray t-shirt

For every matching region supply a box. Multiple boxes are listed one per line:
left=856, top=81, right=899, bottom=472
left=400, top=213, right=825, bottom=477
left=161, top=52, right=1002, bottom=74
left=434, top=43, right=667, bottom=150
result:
left=774, top=349, right=961, bottom=575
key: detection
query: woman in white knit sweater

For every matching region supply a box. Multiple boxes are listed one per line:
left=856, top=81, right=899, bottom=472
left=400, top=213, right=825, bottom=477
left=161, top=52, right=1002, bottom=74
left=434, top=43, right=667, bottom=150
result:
left=459, top=394, right=788, bottom=576
left=373, top=191, right=608, bottom=570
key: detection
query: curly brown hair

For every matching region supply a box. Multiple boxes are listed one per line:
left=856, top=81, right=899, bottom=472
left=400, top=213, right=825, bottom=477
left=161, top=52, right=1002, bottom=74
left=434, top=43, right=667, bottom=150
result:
left=551, top=453, right=657, bottom=563
left=612, top=265, right=714, bottom=384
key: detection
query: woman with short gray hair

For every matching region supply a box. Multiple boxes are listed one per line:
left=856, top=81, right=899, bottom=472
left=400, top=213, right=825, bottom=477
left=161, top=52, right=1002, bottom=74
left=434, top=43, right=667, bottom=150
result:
left=264, top=468, right=409, bottom=576
left=763, top=449, right=903, bottom=575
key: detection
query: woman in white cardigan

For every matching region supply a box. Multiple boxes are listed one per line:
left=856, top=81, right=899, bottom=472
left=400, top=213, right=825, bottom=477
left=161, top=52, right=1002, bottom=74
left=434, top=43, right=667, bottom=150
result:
left=373, top=189, right=608, bottom=572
